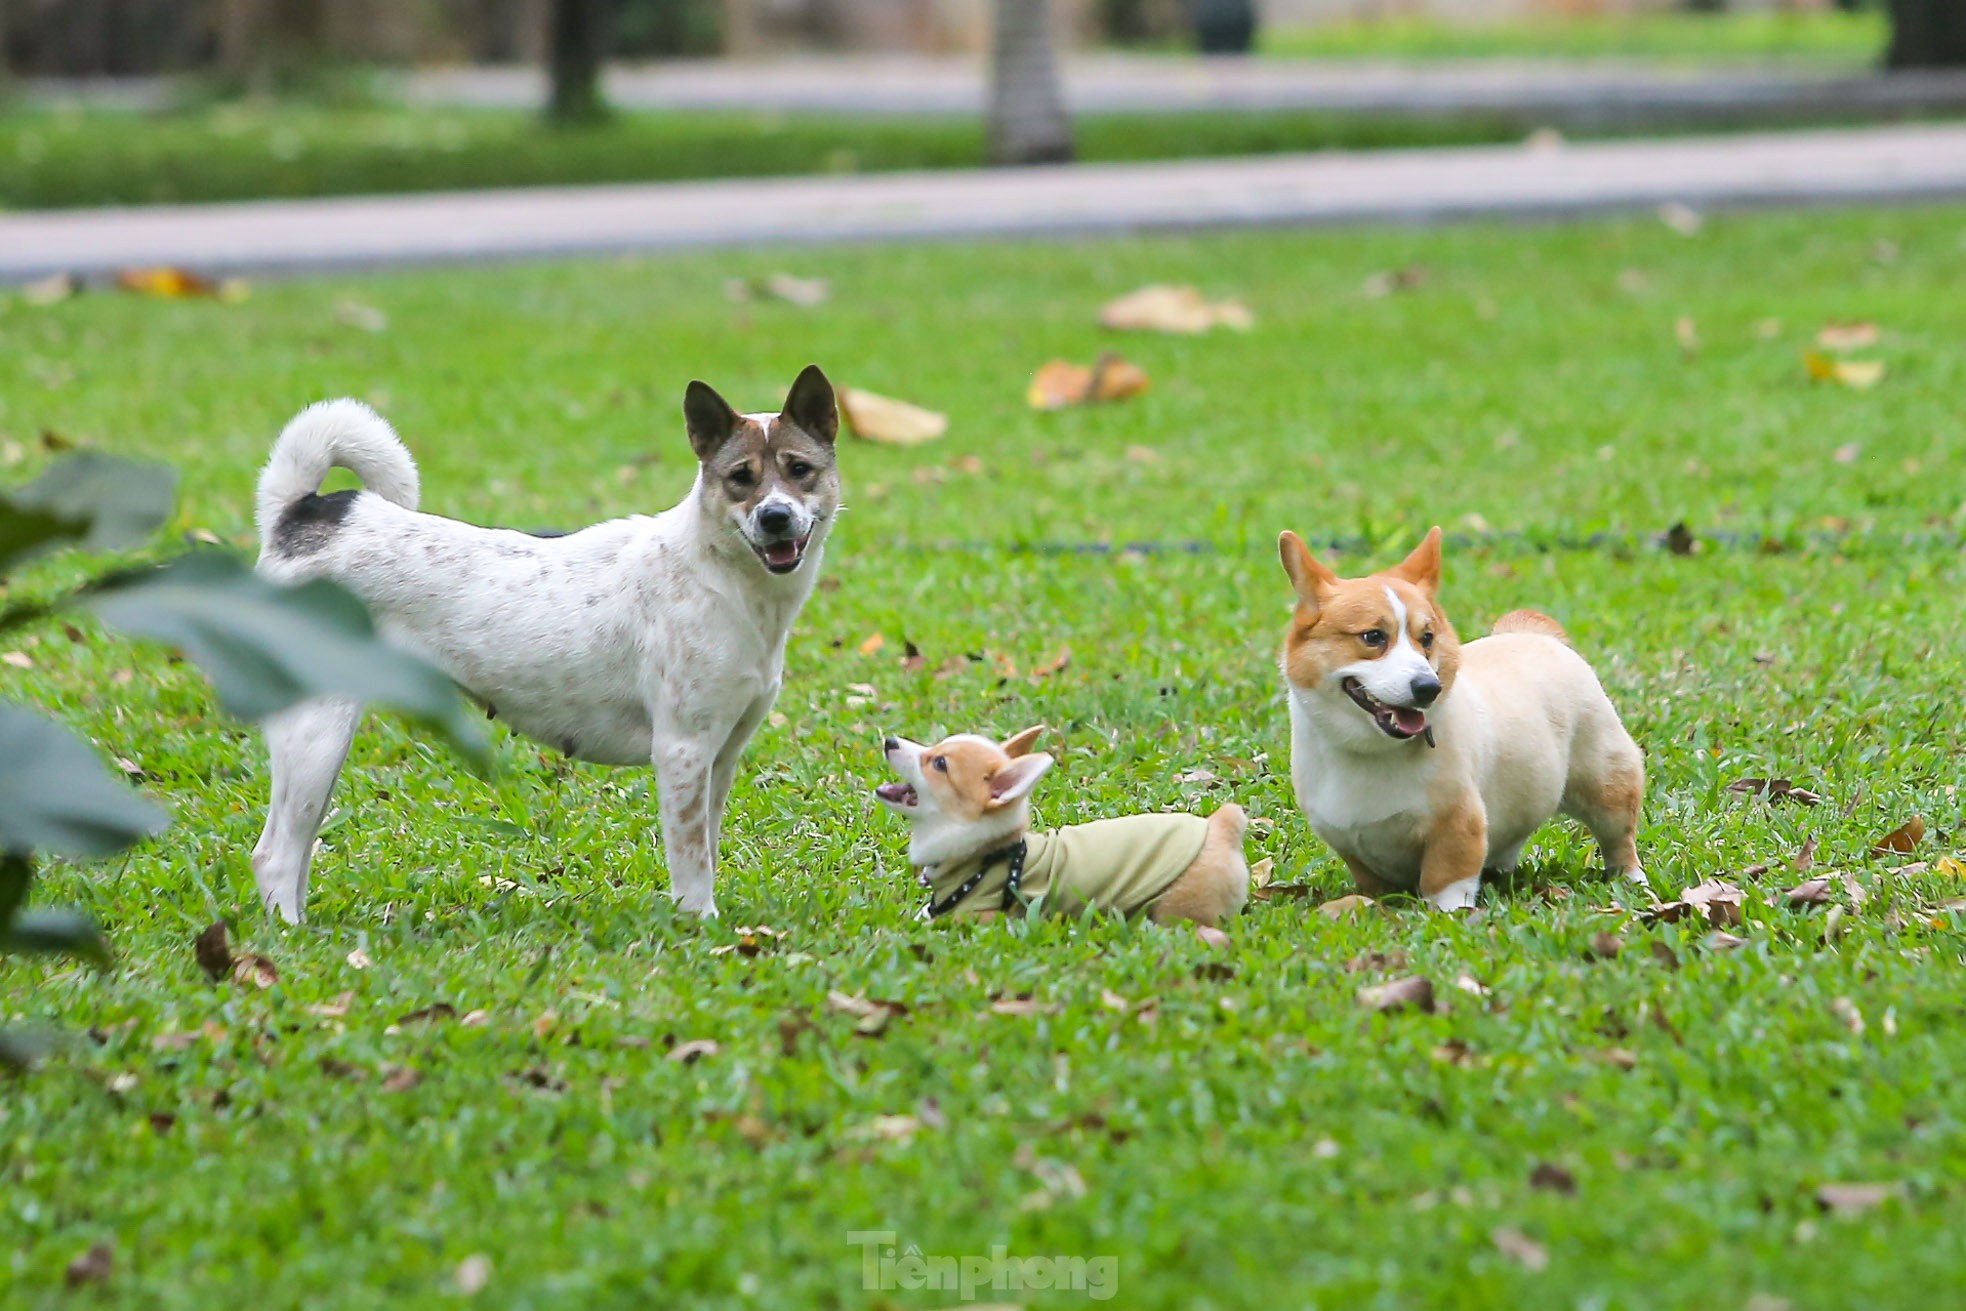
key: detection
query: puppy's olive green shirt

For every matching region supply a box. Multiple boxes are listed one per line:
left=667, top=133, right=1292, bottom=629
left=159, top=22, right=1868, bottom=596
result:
left=926, top=814, right=1209, bottom=919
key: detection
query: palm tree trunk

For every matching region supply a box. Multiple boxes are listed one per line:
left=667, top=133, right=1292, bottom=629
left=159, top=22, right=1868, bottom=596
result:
left=988, top=0, right=1074, bottom=166
left=1886, top=0, right=1966, bottom=68
left=547, top=0, right=609, bottom=123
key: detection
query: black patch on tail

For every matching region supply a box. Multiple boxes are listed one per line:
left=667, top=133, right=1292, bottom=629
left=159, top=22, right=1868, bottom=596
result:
left=274, top=489, right=359, bottom=557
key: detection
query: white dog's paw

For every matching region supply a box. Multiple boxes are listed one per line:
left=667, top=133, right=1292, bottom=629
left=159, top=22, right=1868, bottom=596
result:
left=1424, top=877, right=1481, bottom=912
left=673, top=894, right=720, bottom=919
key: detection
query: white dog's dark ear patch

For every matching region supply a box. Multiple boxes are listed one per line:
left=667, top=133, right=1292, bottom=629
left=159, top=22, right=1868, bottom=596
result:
left=780, top=364, right=837, bottom=446
left=684, top=380, right=741, bottom=461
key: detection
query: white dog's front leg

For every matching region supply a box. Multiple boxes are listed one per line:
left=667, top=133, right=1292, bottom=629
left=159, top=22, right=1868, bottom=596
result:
left=654, top=735, right=719, bottom=917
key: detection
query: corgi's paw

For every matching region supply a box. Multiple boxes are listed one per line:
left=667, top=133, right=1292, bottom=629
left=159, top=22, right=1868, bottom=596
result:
left=1424, top=877, right=1481, bottom=912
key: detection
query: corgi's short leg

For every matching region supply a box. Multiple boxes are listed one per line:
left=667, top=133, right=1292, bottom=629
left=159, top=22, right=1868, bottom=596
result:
left=1419, top=803, right=1486, bottom=912
left=1562, top=740, right=1647, bottom=890
left=1340, top=855, right=1403, bottom=900
left=1151, top=804, right=1250, bottom=928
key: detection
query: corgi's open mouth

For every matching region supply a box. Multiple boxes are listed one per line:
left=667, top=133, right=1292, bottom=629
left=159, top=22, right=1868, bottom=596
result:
left=875, top=782, right=918, bottom=809
left=1342, top=676, right=1431, bottom=742
left=753, top=532, right=812, bottom=575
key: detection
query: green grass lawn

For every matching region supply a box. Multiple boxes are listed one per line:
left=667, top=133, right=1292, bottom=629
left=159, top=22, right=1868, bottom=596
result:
left=0, top=103, right=1536, bottom=210
left=4, top=203, right=1966, bottom=1308
left=1261, top=10, right=1887, bottom=64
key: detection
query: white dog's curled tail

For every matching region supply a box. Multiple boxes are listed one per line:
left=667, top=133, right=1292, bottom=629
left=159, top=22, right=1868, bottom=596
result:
left=256, top=399, right=420, bottom=550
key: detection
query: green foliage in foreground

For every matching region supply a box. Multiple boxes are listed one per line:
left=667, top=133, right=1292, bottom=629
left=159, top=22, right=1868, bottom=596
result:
left=2, top=203, right=1965, bottom=1307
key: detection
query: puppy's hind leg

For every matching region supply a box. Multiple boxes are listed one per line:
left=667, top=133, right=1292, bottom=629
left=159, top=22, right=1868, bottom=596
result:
left=1151, top=804, right=1251, bottom=929
left=1563, top=738, right=1647, bottom=892
left=252, top=697, right=361, bottom=924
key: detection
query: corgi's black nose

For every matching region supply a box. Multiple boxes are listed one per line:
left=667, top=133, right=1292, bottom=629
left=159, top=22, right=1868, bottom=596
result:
left=758, top=504, right=794, bottom=535
left=883, top=735, right=899, bottom=753
left=1410, top=673, right=1442, bottom=706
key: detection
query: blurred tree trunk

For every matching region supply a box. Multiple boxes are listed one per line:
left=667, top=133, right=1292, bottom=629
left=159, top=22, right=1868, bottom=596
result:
left=723, top=0, right=759, bottom=56
left=547, top=0, right=608, bottom=122
left=987, top=0, right=1073, bottom=166
left=1886, top=0, right=1966, bottom=67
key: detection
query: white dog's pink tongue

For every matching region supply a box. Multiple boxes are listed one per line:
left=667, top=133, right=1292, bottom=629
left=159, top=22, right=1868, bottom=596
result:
left=765, top=541, right=799, bottom=566
left=1393, top=707, right=1428, bottom=735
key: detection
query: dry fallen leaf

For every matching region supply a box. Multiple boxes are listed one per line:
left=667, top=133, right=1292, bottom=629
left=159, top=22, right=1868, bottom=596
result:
left=1248, top=857, right=1274, bottom=894
left=1529, top=1161, right=1578, bottom=1195
left=193, top=921, right=232, bottom=980
left=115, top=266, right=247, bottom=301
left=1030, top=645, right=1071, bottom=680
left=231, top=952, right=278, bottom=989
left=988, top=995, right=1057, bottom=1018
left=1098, top=283, right=1252, bottom=334
left=398, top=1002, right=458, bottom=1026
left=1832, top=442, right=1861, bottom=465
left=1804, top=351, right=1885, bottom=390
left=346, top=948, right=373, bottom=970
left=1318, top=894, right=1377, bottom=920
left=1658, top=201, right=1703, bottom=236
left=1816, top=321, right=1879, bottom=351
left=1674, top=315, right=1699, bottom=356
left=1, top=650, right=33, bottom=669
left=763, top=273, right=829, bottom=307
left=1491, top=1226, right=1549, bottom=1272
left=1815, top=1181, right=1902, bottom=1215
left=1680, top=879, right=1747, bottom=928
left=1871, top=816, right=1925, bottom=858
left=1726, top=777, right=1822, bottom=806
left=837, top=386, right=949, bottom=446
left=1027, top=353, right=1150, bottom=410
left=857, top=632, right=886, bottom=656
left=334, top=299, right=388, bottom=333
left=21, top=273, right=79, bottom=307
left=1586, top=932, right=1624, bottom=960
left=667, top=1039, right=721, bottom=1064
left=454, top=1254, right=493, bottom=1296
left=1830, top=996, right=1865, bottom=1035
left=1358, top=976, right=1435, bottom=1015
left=1362, top=264, right=1427, bottom=298
left=379, top=1065, right=421, bottom=1093
left=65, top=1240, right=114, bottom=1289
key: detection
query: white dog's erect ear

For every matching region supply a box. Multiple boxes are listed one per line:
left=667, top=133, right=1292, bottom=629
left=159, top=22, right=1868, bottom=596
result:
left=1000, top=725, right=1046, bottom=758
left=985, top=752, right=1054, bottom=809
left=780, top=364, right=838, bottom=446
left=684, top=380, right=742, bottom=462
left=1388, top=526, right=1444, bottom=596
left=1278, top=530, right=1339, bottom=610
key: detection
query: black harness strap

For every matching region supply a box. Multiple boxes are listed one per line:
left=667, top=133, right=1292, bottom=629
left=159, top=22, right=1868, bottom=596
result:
left=925, top=839, right=1028, bottom=920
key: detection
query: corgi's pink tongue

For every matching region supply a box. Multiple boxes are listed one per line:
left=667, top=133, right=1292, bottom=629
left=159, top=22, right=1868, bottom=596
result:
left=1392, top=707, right=1429, bottom=735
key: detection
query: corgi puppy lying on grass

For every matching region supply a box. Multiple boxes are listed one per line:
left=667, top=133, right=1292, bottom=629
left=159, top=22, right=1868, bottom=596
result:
left=874, top=727, right=1249, bottom=926
left=1277, top=527, right=1647, bottom=911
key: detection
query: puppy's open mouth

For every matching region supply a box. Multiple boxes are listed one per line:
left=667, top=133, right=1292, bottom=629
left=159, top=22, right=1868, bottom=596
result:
left=753, top=532, right=812, bottom=575
left=1342, top=676, right=1430, bottom=742
left=875, top=782, right=918, bottom=808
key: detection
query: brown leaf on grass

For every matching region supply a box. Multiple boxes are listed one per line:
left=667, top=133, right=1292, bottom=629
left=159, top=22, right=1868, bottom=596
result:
left=1832, top=443, right=1861, bottom=465
left=1345, top=949, right=1410, bottom=974
left=763, top=273, right=829, bottom=307
left=309, top=992, right=355, bottom=1019
left=1030, top=645, right=1071, bottom=680
left=22, top=272, right=81, bottom=307
left=1098, top=284, right=1252, bottom=334
left=1785, top=877, right=1836, bottom=906
left=193, top=921, right=232, bottom=980
left=65, top=1240, right=114, bottom=1288
left=710, top=924, right=786, bottom=958
left=1599, top=1047, right=1639, bottom=1070
left=317, top=1056, right=366, bottom=1081
left=334, top=299, right=387, bottom=333
left=856, top=632, right=885, bottom=656
left=1674, top=315, right=1699, bottom=357
left=398, top=1002, right=458, bottom=1026
left=837, top=386, right=949, bottom=446
left=1816, top=321, right=1879, bottom=351
left=1358, top=976, right=1435, bottom=1015
left=1432, top=1039, right=1480, bottom=1067
left=1815, top=1181, right=1902, bottom=1215
left=1257, top=882, right=1317, bottom=902
left=1648, top=940, right=1680, bottom=970
left=1193, top=924, right=1231, bottom=951
left=380, top=1065, right=421, bottom=1092
left=1529, top=1162, right=1578, bottom=1195
left=1318, top=894, right=1377, bottom=920
left=1362, top=264, right=1427, bottom=297
left=1727, top=777, right=1822, bottom=806
left=1027, top=353, right=1150, bottom=410
left=230, top=952, right=278, bottom=989
left=989, top=995, right=1058, bottom=1018
left=826, top=990, right=910, bottom=1037
left=115, top=266, right=247, bottom=301
left=667, top=1039, right=721, bottom=1065
left=1123, top=444, right=1161, bottom=463
left=1702, top=930, right=1748, bottom=952
left=1586, top=932, right=1624, bottom=960
left=1804, top=351, right=1885, bottom=390
left=1247, top=857, right=1274, bottom=895
left=1830, top=996, right=1865, bottom=1035
left=1490, top=1226, right=1549, bottom=1272
left=1682, top=879, right=1746, bottom=927
left=1870, top=816, right=1925, bottom=858
left=346, top=948, right=373, bottom=970
left=899, top=640, right=926, bottom=673
left=1794, top=835, right=1818, bottom=872
left=1663, top=521, right=1696, bottom=556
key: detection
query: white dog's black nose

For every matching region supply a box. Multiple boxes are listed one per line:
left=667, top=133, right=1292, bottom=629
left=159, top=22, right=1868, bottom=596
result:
left=758, top=504, right=795, bottom=535
left=883, top=735, right=900, bottom=753
left=1410, top=673, right=1442, bottom=706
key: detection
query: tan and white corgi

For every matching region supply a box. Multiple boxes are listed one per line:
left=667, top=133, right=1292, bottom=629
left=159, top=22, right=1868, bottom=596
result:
left=1276, top=527, right=1646, bottom=911
left=874, top=727, right=1250, bottom=926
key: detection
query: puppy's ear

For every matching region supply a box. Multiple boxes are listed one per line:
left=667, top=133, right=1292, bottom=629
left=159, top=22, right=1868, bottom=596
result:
left=985, top=752, right=1053, bottom=809
left=1388, top=526, right=1444, bottom=595
left=684, top=380, right=741, bottom=462
left=1000, top=725, right=1046, bottom=759
left=780, top=364, right=838, bottom=446
left=1279, top=530, right=1338, bottom=610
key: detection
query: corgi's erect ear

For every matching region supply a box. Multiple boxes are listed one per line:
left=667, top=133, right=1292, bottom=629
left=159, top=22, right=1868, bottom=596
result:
left=1278, top=530, right=1339, bottom=609
left=1000, top=725, right=1046, bottom=759
left=985, top=752, right=1053, bottom=809
left=1388, top=526, right=1444, bottom=595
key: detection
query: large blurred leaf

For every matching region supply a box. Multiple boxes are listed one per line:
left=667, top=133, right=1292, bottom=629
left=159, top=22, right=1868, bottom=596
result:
left=1, top=908, right=110, bottom=967
left=85, top=551, right=488, bottom=770
left=0, top=703, right=169, bottom=858
left=2, top=452, right=176, bottom=573
left=0, top=1030, right=54, bottom=1070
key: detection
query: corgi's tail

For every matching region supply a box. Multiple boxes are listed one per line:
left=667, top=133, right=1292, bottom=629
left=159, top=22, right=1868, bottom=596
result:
left=1491, top=609, right=1570, bottom=645
left=256, top=399, right=419, bottom=551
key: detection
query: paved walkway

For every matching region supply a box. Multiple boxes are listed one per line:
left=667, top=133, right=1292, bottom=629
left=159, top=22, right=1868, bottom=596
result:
left=399, top=56, right=1966, bottom=126
left=6, top=122, right=1966, bottom=282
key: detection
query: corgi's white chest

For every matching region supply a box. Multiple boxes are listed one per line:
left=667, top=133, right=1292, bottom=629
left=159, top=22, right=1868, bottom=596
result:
left=1288, top=694, right=1434, bottom=882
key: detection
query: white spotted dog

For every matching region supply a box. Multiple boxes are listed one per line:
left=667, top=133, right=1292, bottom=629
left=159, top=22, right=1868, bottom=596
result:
left=1277, top=527, right=1647, bottom=912
left=250, top=365, right=841, bottom=923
